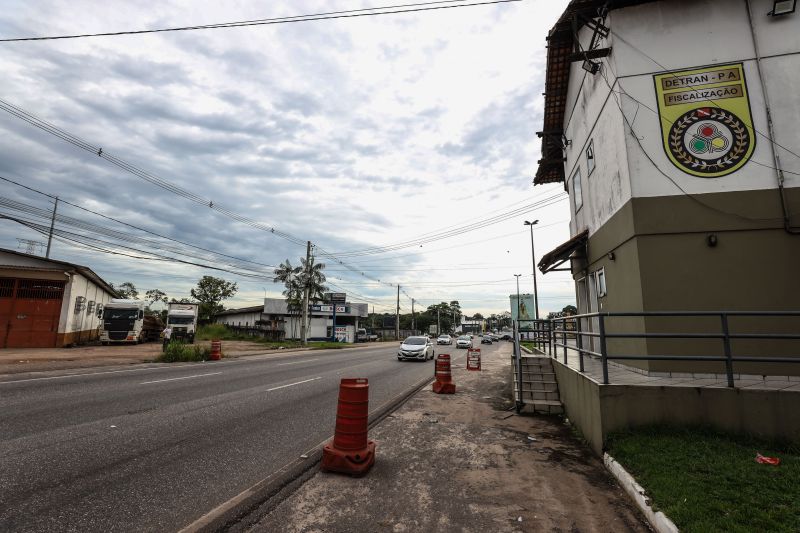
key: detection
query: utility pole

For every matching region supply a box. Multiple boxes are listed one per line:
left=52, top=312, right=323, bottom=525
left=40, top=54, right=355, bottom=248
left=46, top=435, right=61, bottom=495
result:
left=437, top=307, right=441, bottom=335
left=46, top=196, right=59, bottom=258
left=395, top=285, right=400, bottom=340
left=514, top=274, right=522, bottom=322
left=300, top=241, right=311, bottom=346
left=412, top=298, right=415, bottom=333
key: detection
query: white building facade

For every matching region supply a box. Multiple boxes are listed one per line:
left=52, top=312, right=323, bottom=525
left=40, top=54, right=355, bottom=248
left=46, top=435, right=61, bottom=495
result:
left=0, top=249, right=117, bottom=347
left=536, top=0, right=800, bottom=374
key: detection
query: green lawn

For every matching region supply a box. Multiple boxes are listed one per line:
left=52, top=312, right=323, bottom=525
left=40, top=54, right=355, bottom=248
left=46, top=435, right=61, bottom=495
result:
left=607, top=426, right=800, bottom=533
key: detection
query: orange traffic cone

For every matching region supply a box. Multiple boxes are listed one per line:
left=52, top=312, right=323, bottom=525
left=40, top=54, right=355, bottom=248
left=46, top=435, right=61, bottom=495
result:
left=432, top=353, right=456, bottom=394
left=321, top=378, right=376, bottom=476
left=210, top=340, right=222, bottom=361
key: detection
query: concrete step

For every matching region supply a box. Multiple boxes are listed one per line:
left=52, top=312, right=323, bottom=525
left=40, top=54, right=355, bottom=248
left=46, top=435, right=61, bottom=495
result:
left=514, top=380, right=559, bottom=392
left=520, top=390, right=560, bottom=401
left=514, top=372, right=556, bottom=382
left=520, top=399, right=564, bottom=415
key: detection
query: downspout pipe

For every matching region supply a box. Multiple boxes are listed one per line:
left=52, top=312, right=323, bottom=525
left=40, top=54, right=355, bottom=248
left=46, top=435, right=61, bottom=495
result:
left=745, top=0, right=800, bottom=234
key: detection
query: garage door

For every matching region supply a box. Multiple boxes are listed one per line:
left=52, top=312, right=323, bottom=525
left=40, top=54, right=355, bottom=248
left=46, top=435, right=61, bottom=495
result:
left=0, top=278, right=65, bottom=348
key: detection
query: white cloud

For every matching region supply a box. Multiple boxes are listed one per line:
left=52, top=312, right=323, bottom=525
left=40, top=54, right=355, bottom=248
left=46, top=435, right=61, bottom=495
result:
left=0, top=0, right=575, bottom=316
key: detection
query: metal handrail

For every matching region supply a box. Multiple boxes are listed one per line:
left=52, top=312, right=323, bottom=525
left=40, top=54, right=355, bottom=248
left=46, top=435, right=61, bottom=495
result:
left=539, top=311, right=800, bottom=387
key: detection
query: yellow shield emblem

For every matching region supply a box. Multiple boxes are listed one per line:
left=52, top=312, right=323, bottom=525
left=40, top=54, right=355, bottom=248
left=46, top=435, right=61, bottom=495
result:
left=653, top=63, right=755, bottom=178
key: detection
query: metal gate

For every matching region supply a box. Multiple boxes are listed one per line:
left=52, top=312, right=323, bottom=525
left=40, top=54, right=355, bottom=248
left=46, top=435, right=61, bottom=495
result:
left=0, top=277, right=65, bottom=348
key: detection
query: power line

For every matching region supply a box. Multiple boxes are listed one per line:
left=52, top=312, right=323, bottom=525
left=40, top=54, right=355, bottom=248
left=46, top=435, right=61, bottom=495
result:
left=0, top=0, right=521, bottom=42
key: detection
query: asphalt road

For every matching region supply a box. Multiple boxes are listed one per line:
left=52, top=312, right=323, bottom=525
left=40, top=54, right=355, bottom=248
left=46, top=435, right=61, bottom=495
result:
left=0, top=341, right=470, bottom=532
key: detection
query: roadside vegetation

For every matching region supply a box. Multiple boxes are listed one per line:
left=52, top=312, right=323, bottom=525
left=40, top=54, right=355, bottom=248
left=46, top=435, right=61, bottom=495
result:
left=607, top=425, right=800, bottom=533
left=195, top=324, right=350, bottom=350
left=158, top=342, right=213, bottom=363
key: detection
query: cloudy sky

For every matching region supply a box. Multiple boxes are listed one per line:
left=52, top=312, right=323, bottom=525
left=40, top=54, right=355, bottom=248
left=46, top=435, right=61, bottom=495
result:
left=0, top=0, right=574, bottom=317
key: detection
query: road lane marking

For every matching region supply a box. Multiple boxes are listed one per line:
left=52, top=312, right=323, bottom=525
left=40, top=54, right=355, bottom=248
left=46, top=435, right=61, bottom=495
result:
left=0, top=365, right=199, bottom=385
left=266, top=376, right=321, bottom=391
left=277, top=358, right=319, bottom=366
left=141, top=372, right=222, bottom=385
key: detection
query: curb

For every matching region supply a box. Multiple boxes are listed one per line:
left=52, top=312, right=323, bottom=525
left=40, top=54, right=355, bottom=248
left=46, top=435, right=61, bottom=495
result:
left=603, top=453, right=679, bottom=533
left=184, top=371, right=438, bottom=533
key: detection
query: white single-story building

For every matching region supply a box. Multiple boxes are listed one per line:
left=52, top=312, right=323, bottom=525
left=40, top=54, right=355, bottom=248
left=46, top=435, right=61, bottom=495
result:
left=0, top=248, right=117, bottom=348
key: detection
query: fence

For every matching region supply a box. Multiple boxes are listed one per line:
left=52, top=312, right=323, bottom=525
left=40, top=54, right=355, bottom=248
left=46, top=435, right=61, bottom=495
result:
left=519, top=312, right=800, bottom=387
left=223, top=324, right=285, bottom=341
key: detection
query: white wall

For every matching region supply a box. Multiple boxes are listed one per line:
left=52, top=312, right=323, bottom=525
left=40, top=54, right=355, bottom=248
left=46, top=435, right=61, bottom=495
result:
left=216, top=311, right=262, bottom=327
left=62, top=271, right=114, bottom=335
left=561, top=0, right=800, bottom=236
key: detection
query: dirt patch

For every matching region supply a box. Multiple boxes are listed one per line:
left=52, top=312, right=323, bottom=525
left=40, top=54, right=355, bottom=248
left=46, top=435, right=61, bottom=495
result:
left=249, top=344, right=650, bottom=532
left=0, top=340, right=308, bottom=375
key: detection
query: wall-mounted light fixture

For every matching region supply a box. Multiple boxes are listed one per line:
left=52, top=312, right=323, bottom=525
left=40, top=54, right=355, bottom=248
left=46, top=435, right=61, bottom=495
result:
left=607, top=252, right=615, bottom=261
left=769, top=0, right=796, bottom=16
left=582, top=59, right=600, bottom=74
left=707, top=234, right=718, bottom=247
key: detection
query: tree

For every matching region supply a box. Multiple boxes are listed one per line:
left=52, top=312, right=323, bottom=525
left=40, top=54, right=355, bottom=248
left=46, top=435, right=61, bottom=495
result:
left=113, top=282, right=138, bottom=299
left=190, top=276, right=238, bottom=320
left=299, top=256, right=327, bottom=303
left=273, top=259, right=302, bottom=339
left=473, top=312, right=484, bottom=320
left=562, top=304, right=578, bottom=315
left=145, top=289, right=168, bottom=307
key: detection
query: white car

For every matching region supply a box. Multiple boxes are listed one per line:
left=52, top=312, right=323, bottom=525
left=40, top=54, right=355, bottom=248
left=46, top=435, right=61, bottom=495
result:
left=437, top=334, right=452, bottom=345
left=456, top=335, right=472, bottom=349
left=398, top=336, right=435, bottom=361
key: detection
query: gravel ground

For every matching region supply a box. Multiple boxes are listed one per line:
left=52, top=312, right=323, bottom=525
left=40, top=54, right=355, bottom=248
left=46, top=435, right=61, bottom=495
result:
left=249, top=342, right=651, bottom=533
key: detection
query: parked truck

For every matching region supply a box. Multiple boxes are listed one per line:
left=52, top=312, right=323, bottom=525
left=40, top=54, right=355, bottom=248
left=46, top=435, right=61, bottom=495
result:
left=99, top=299, right=163, bottom=345
left=166, top=302, right=200, bottom=344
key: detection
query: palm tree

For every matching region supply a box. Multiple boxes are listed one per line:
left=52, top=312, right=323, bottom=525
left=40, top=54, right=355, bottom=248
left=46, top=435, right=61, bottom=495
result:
left=274, top=259, right=302, bottom=339
left=299, top=256, right=328, bottom=303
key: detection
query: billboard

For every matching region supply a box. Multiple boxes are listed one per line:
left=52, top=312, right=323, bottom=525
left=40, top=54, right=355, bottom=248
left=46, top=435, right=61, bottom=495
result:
left=510, top=294, right=535, bottom=321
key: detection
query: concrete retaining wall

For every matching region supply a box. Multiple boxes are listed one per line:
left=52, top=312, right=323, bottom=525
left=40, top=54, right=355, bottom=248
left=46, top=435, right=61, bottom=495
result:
left=553, top=359, right=800, bottom=454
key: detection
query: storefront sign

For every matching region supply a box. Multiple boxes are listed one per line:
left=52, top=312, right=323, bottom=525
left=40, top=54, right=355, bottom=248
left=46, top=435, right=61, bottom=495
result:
left=654, top=63, right=755, bottom=177
left=310, top=304, right=347, bottom=313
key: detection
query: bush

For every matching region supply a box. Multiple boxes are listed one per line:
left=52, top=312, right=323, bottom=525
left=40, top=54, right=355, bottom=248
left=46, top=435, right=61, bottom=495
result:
left=158, top=341, right=213, bottom=363
left=196, top=323, right=229, bottom=341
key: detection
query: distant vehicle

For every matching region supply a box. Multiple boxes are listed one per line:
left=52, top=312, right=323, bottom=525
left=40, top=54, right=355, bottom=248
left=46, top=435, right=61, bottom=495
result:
left=356, top=328, right=369, bottom=342
left=167, top=302, right=199, bottom=344
left=398, top=336, right=435, bottom=361
left=456, top=335, right=471, bottom=349
left=437, top=334, right=452, bottom=345
left=481, top=336, right=493, bottom=345
left=499, top=333, right=512, bottom=341
left=490, top=334, right=500, bottom=341
left=99, top=299, right=162, bottom=345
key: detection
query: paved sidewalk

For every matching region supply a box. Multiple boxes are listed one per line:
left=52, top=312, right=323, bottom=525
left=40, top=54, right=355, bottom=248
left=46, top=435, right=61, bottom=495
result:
left=249, top=343, right=649, bottom=533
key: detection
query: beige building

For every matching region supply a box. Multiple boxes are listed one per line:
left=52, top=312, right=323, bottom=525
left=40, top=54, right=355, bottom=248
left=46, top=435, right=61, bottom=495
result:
left=536, top=0, right=800, bottom=374
left=0, top=248, right=117, bottom=347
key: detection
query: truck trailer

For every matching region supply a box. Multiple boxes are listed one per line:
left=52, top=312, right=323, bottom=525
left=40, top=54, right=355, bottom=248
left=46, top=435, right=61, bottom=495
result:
left=166, top=302, right=199, bottom=344
left=99, top=299, right=162, bottom=345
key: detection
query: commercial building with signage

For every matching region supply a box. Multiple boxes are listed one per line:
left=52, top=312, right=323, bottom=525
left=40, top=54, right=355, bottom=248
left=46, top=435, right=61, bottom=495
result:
left=263, top=298, right=368, bottom=342
left=0, top=248, right=117, bottom=348
left=535, top=0, right=799, bottom=374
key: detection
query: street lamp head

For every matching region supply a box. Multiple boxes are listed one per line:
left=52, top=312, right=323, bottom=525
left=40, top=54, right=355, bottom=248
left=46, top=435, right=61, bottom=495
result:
left=524, top=220, right=539, bottom=226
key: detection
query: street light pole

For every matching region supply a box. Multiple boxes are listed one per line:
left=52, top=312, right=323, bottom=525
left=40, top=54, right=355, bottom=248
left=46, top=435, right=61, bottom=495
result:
left=524, top=220, right=540, bottom=320
left=513, top=274, right=522, bottom=321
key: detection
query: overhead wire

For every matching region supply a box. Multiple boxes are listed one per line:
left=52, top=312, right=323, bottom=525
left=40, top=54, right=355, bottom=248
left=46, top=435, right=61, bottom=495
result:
left=0, top=0, right=522, bottom=42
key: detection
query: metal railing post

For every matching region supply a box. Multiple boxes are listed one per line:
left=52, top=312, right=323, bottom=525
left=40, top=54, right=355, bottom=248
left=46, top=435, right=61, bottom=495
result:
left=576, top=315, right=584, bottom=373
left=721, top=313, right=734, bottom=388
left=562, top=325, right=568, bottom=364
left=599, top=314, right=609, bottom=384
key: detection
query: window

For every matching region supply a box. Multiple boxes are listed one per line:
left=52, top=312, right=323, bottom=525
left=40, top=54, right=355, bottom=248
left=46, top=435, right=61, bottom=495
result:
left=595, top=268, right=607, bottom=297
left=586, top=139, right=595, bottom=175
left=572, top=168, right=583, bottom=212
left=87, top=301, right=95, bottom=314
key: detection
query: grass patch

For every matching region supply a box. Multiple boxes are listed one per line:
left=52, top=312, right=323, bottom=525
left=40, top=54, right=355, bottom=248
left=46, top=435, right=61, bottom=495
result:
left=158, top=341, right=213, bottom=363
left=308, top=341, right=349, bottom=350
left=607, top=426, right=800, bottom=532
